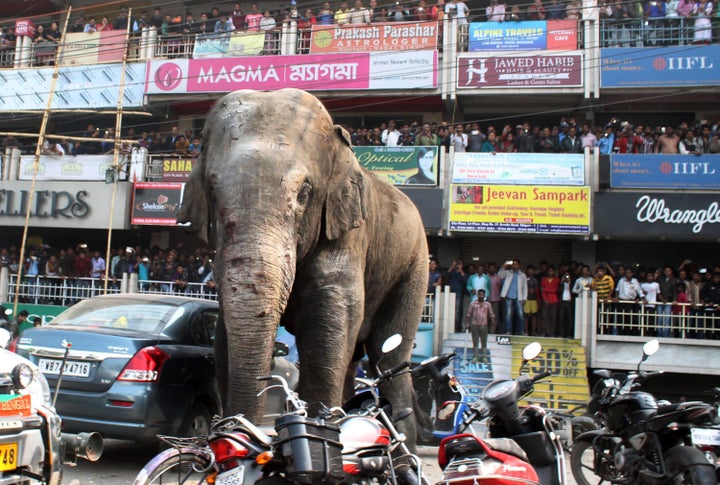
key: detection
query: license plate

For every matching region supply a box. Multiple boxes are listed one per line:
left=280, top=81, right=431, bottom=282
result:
left=0, top=443, right=18, bottom=472
left=216, top=465, right=244, bottom=485
left=38, top=359, right=91, bottom=378
left=692, top=427, right=720, bottom=446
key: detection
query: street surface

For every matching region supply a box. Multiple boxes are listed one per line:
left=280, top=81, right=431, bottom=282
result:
left=63, top=441, right=577, bottom=484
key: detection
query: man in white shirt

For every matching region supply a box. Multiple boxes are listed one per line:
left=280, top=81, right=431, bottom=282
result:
left=614, top=267, right=644, bottom=335
left=640, top=271, right=660, bottom=333
left=381, top=120, right=401, bottom=146
left=445, top=0, right=470, bottom=24
left=451, top=124, right=468, bottom=152
left=348, top=0, right=371, bottom=23
left=486, top=0, right=506, bottom=21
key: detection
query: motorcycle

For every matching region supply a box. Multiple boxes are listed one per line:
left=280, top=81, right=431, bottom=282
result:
left=694, top=387, right=720, bottom=480
left=571, top=339, right=717, bottom=485
left=134, top=334, right=424, bottom=485
left=1, top=345, right=101, bottom=485
left=437, top=342, right=568, bottom=485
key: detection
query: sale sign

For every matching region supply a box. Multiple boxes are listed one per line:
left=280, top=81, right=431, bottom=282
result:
left=448, top=184, right=590, bottom=234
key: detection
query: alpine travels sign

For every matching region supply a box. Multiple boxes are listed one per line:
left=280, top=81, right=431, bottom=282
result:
left=595, top=192, right=720, bottom=237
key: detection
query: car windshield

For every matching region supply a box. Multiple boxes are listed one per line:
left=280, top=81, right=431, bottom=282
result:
left=50, top=299, right=181, bottom=333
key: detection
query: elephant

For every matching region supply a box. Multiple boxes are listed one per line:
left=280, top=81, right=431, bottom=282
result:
left=178, top=88, right=428, bottom=444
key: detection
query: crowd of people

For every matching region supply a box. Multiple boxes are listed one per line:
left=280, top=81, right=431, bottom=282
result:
left=429, top=257, right=720, bottom=360
left=5, top=116, right=720, bottom=158
left=343, top=117, right=720, bottom=155
left=0, top=242, right=217, bottom=303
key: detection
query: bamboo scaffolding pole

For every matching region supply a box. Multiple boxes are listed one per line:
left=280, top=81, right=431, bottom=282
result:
left=103, top=8, right=133, bottom=293
left=13, top=8, right=72, bottom=315
left=0, top=132, right=140, bottom=145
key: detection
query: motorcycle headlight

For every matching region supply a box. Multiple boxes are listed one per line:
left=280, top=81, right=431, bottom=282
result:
left=12, top=363, right=33, bottom=389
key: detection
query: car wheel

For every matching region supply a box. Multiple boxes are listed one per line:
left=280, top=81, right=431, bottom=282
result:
left=181, top=404, right=211, bottom=437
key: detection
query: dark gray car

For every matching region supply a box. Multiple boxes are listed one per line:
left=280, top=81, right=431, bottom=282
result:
left=15, top=294, right=221, bottom=443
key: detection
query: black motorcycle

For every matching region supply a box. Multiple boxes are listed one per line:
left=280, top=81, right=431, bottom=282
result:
left=571, top=339, right=717, bottom=484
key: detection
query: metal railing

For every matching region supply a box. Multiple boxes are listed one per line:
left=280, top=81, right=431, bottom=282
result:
left=599, top=17, right=696, bottom=47
left=136, top=279, right=218, bottom=300
left=3, top=270, right=437, bottom=325
left=597, top=299, right=719, bottom=339
left=8, top=275, right=122, bottom=307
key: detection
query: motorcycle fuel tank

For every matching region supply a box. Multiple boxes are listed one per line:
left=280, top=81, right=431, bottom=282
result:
left=339, top=416, right=391, bottom=454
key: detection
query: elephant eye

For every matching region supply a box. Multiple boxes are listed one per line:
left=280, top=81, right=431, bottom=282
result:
left=297, top=181, right=312, bottom=205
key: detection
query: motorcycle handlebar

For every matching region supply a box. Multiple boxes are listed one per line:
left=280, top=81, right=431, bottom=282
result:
left=533, top=371, right=552, bottom=382
left=383, top=361, right=411, bottom=379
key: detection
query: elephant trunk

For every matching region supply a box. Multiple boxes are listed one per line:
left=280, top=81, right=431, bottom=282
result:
left=214, top=235, right=295, bottom=422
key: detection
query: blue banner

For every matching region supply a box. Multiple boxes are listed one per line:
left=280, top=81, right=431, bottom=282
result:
left=452, top=152, right=585, bottom=185
left=601, top=46, right=720, bottom=88
left=469, top=21, right=546, bottom=51
left=610, top=154, right=720, bottom=189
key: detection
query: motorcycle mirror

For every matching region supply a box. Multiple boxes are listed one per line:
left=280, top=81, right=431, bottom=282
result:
left=381, top=334, right=403, bottom=354
left=522, top=342, right=542, bottom=361
left=642, top=339, right=659, bottom=357
left=637, top=339, right=659, bottom=372
left=4, top=308, right=12, bottom=316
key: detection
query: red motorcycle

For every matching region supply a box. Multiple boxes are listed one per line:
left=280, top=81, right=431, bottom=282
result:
left=134, top=334, right=424, bottom=485
left=437, top=342, right=568, bottom=485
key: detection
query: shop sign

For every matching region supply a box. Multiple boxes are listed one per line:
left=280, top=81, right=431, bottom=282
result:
left=595, top=192, right=720, bottom=237
left=145, top=51, right=438, bottom=93
left=610, top=154, right=720, bottom=189
left=469, top=20, right=576, bottom=51
left=193, top=31, right=265, bottom=58
left=59, top=31, right=126, bottom=65
left=0, top=181, right=132, bottom=229
left=353, top=146, right=438, bottom=186
left=452, top=152, right=584, bottom=185
left=131, top=182, right=184, bottom=226
left=448, top=184, right=591, bottom=234
left=19, top=155, right=117, bottom=181
left=512, top=336, right=589, bottom=411
left=458, top=53, right=582, bottom=88
left=310, top=21, right=438, bottom=53
left=0, top=63, right=146, bottom=111
left=601, top=45, right=720, bottom=88
left=161, top=158, right=197, bottom=182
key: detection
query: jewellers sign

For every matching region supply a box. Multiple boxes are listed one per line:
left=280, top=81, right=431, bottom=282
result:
left=0, top=181, right=133, bottom=229
left=457, top=53, right=583, bottom=88
left=595, top=192, right=720, bottom=237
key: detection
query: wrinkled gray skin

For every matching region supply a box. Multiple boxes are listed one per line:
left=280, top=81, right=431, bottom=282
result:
left=178, top=89, right=427, bottom=445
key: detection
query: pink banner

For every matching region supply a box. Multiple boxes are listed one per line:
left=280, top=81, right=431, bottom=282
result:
left=146, top=52, right=438, bottom=93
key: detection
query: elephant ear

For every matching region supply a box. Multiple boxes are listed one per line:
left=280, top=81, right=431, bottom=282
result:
left=177, top=165, right=211, bottom=244
left=325, top=125, right=368, bottom=241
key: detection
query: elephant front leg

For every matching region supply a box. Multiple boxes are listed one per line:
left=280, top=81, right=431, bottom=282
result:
left=293, top=278, right=364, bottom=411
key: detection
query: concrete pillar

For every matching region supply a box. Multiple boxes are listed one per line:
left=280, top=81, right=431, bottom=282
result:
left=0, top=267, right=8, bottom=304
left=128, top=273, right=139, bottom=294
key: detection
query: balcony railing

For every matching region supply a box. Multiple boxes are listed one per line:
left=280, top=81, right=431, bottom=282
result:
left=599, top=17, right=700, bottom=47
left=597, top=299, right=719, bottom=339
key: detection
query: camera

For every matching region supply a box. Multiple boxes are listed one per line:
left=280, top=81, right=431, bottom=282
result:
left=700, top=268, right=708, bottom=274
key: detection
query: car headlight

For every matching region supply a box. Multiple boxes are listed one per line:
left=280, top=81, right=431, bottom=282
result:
left=12, top=363, right=33, bottom=389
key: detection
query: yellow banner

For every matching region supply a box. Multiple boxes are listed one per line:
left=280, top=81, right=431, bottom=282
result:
left=511, top=336, right=589, bottom=411
left=448, top=184, right=590, bottom=234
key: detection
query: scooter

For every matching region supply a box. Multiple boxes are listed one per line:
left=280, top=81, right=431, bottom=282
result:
left=437, top=342, right=568, bottom=485
left=412, top=352, right=481, bottom=444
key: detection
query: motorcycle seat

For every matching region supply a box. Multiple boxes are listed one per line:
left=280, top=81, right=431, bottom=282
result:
left=484, top=437, right=530, bottom=463
left=657, top=401, right=707, bottom=415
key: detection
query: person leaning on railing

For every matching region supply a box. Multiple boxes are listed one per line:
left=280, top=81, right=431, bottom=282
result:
left=591, top=263, right=615, bottom=302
